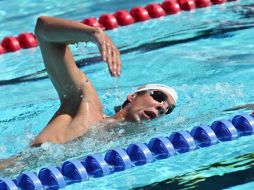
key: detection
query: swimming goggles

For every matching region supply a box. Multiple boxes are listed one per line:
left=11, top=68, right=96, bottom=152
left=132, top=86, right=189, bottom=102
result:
left=148, top=90, right=176, bottom=115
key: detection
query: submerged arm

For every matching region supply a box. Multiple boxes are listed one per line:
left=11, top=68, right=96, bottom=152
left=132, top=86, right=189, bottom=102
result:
left=223, top=104, right=254, bottom=112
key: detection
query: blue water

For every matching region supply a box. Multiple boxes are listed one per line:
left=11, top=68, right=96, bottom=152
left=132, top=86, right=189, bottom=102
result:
left=0, top=0, right=254, bottom=189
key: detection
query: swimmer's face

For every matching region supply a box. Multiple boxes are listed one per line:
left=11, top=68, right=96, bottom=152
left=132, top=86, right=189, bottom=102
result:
left=125, top=90, right=175, bottom=122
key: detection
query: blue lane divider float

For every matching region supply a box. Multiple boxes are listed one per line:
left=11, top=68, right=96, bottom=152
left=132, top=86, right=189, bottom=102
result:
left=38, top=167, right=66, bottom=189
left=81, top=154, right=111, bottom=177
left=148, top=137, right=175, bottom=159
left=16, top=172, right=43, bottom=190
left=126, top=143, right=153, bottom=166
left=1, top=113, right=254, bottom=190
left=61, top=160, right=88, bottom=182
left=0, top=178, right=18, bottom=190
left=169, top=131, right=196, bottom=153
left=104, top=148, right=132, bottom=172
left=191, top=125, right=218, bottom=147
left=232, top=114, right=254, bottom=135
left=211, top=119, right=239, bottom=141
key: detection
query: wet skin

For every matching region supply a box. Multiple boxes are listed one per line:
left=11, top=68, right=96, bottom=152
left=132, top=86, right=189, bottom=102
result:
left=31, top=16, right=175, bottom=147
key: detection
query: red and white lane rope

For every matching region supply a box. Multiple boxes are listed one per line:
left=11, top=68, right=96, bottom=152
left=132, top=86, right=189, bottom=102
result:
left=0, top=0, right=235, bottom=55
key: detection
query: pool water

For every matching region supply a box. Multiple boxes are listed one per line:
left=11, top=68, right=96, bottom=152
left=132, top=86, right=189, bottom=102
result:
left=1, top=0, right=254, bottom=189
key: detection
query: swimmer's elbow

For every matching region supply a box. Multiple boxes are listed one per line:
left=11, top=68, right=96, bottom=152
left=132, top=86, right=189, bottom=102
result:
left=34, top=16, right=48, bottom=40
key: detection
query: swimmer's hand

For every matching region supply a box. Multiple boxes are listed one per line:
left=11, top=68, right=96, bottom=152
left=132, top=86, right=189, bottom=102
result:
left=92, top=28, right=121, bottom=77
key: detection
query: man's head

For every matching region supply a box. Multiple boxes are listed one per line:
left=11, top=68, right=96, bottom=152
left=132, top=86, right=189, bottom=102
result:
left=115, top=84, right=178, bottom=122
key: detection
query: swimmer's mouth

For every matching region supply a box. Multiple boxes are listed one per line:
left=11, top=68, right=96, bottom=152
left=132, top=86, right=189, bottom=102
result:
left=144, top=111, right=157, bottom=120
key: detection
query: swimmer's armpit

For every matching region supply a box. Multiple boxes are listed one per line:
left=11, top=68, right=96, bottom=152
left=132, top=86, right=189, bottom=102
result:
left=223, top=103, right=254, bottom=112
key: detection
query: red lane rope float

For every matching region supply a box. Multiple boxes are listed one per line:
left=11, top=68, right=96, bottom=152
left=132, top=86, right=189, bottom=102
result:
left=145, top=3, right=166, bottom=18
left=17, top=33, right=38, bottom=49
left=161, top=1, right=181, bottom=14
left=178, top=0, right=196, bottom=11
left=0, top=33, right=37, bottom=54
left=130, top=6, right=150, bottom=22
left=114, top=10, right=135, bottom=26
left=2, top=36, right=21, bottom=52
left=0, top=0, right=235, bottom=55
left=81, top=17, right=104, bottom=29
left=196, top=0, right=212, bottom=8
left=98, top=14, right=119, bottom=30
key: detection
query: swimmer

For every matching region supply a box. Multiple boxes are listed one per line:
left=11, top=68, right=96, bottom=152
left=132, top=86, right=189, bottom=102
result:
left=28, top=16, right=177, bottom=146
left=0, top=16, right=178, bottom=172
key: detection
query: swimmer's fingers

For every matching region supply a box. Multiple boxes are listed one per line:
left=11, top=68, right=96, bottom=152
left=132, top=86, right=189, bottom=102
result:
left=111, top=46, right=119, bottom=76
left=91, top=28, right=106, bottom=61
left=106, top=42, right=115, bottom=76
left=91, top=29, right=119, bottom=76
left=101, top=40, right=107, bottom=62
left=100, top=40, right=116, bottom=77
left=105, top=35, right=121, bottom=77
left=95, top=37, right=106, bottom=62
left=113, top=48, right=121, bottom=76
left=118, top=54, right=122, bottom=76
left=110, top=45, right=121, bottom=77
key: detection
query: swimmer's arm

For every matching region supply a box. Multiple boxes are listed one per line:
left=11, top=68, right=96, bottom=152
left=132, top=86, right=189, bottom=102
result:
left=223, top=104, right=254, bottom=112
left=0, top=155, right=22, bottom=170
left=33, top=16, right=121, bottom=145
left=35, top=16, right=121, bottom=78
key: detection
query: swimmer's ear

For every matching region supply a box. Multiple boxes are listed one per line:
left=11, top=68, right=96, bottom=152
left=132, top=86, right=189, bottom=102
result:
left=114, top=94, right=136, bottom=113
left=127, top=93, right=137, bottom=103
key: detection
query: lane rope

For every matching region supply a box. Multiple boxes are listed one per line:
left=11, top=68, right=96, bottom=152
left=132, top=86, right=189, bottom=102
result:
left=0, top=0, right=236, bottom=55
left=0, top=112, right=254, bottom=190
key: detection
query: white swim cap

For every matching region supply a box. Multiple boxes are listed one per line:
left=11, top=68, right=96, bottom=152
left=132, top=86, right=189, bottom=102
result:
left=135, top=84, right=178, bottom=105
